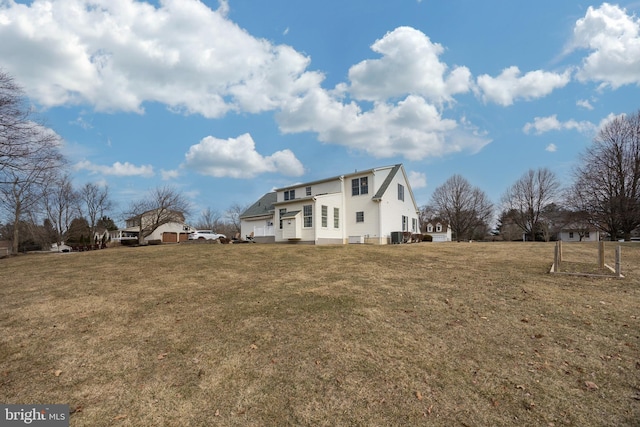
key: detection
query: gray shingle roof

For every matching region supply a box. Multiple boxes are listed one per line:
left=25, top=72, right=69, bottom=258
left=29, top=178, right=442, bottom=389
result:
left=240, top=192, right=277, bottom=218
left=373, top=164, right=402, bottom=200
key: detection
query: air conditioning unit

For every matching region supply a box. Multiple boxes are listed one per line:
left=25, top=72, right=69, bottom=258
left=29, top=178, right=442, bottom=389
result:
left=390, top=231, right=403, bottom=244
left=348, top=235, right=364, bottom=244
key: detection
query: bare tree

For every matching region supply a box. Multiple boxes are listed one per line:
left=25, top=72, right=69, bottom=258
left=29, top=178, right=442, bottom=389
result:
left=126, top=186, right=191, bottom=244
left=42, top=174, right=80, bottom=250
left=0, top=69, right=64, bottom=253
left=225, top=203, right=248, bottom=239
left=429, top=174, right=494, bottom=241
left=0, top=160, right=60, bottom=253
left=195, top=207, right=222, bottom=230
left=418, top=204, right=438, bottom=228
left=502, top=168, right=561, bottom=241
left=1, top=69, right=61, bottom=180
left=570, top=111, right=640, bottom=241
left=80, top=182, right=113, bottom=241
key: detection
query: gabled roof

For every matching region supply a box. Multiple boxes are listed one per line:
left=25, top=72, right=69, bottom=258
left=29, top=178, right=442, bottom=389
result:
left=240, top=192, right=277, bottom=219
left=373, top=164, right=401, bottom=200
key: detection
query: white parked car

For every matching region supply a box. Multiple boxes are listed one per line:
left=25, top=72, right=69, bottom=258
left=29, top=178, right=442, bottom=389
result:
left=188, top=230, right=226, bottom=240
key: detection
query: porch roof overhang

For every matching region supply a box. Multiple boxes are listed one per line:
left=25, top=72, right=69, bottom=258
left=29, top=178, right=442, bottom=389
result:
left=280, top=210, right=301, bottom=218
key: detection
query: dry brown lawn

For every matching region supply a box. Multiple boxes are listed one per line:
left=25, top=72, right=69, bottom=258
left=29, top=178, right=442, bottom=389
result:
left=1, top=241, right=639, bottom=426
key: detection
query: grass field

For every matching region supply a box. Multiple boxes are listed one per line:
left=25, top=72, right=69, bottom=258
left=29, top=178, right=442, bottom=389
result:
left=1, top=241, right=639, bottom=426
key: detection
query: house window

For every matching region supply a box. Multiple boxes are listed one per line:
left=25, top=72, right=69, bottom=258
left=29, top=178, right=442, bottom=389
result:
left=334, top=207, right=339, bottom=228
left=351, top=177, right=368, bottom=196
left=306, top=186, right=311, bottom=196
left=412, top=218, right=417, bottom=232
left=321, top=205, right=328, bottom=227
left=569, top=232, right=574, bottom=239
left=356, top=211, right=364, bottom=223
left=398, top=184, right=404, bottom=201
left=284, top=190, right=295, bottom=201
left=436, top=223, right=442, bottom=232
left=427, top=224, right=433, bottom=233
left=585, top=231, right=590, bottom=238
left=402, top=215, right=408, bottom=231
left=279, top=208, right=286, bottom=229
left=303, top=205, right=312, bottom=227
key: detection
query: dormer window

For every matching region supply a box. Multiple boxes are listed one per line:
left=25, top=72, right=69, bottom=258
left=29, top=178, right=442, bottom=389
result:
left=436, top=223, right=442, bottom=232
left=427, top=224, right=433, bottom=232
left=284, top=189, right=295, bottom=201
left=351, top=177, right=368, bottom=196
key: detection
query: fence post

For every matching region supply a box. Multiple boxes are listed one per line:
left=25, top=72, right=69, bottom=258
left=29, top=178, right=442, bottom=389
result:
left=558, top=240, right=563, bottom=262
left=615, top=246, right=622, bottom=276
left=598, top=241, right=605, bottom=269
left=554, top=242, right=560, bottom=272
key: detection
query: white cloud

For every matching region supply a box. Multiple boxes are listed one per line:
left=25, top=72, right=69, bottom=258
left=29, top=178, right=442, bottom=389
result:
left=523, top=115, right=596, bottom=135
left=571, top=3, right=640, bottom=88
left=277, top=92, right=490, bottom=159
left=348, top=27, right=472, bottom=103
left=576, top=99, right=594, bottom=110
left=477, top=66, right=571, bottom=106
left=0, top=0, right=320, bottom=117
left=183, top=133, right=304, bottom=179
left=0, top=0, right=490, bottom=162
left=408, top=171, right=427, bottom=189
left=545, top=144, right=557, bottom=152
left=161, top=169, right=180, bottom=180
left=69, top=116, right=93, bottom=129
left=74, top=160, right=154, bottom=177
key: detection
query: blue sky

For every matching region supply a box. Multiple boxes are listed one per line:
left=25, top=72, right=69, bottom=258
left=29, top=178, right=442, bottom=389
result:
left=1, top=0, right=640, bottom=225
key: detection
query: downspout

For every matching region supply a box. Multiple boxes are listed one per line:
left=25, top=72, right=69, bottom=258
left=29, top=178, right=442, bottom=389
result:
left=339, top=176, right=346, bottom=244
left=378, top=198, right=383, bottom=244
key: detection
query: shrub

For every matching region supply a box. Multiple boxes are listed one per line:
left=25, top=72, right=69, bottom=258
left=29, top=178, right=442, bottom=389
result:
left=422, top=234, right=433, bottom=242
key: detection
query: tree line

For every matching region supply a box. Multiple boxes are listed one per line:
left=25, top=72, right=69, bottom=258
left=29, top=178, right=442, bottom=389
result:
left=422, top=111, right=640, bottom=242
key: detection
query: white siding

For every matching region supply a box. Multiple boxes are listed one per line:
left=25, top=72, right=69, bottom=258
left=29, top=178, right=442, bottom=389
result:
left=315, top=193, right=345, bottom=244
left=376, top=168, right=419, bottom=243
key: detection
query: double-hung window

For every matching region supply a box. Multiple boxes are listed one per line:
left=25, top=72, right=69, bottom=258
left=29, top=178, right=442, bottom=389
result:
left=356, top=211, right=364, bottom=223
left=351, top=177, right=368, bottom=196
left=303, top=205, right=313, bottom=227
left=284, top=190, right=295, bottom=201
left=321, top=205, right=328, bottom=227
left=334, top=207, right=339, bottom=228
left=398, top=184, right=404, bottom=201
left=402, top=215, right=408, bottom=231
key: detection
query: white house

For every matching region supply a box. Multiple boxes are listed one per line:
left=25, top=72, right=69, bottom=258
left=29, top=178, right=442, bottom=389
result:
left=558, top=223, right=600, bottom=242
left=423, top=220, right=452, bottom=242
left=240, top=164, right=420, bottom=245
left=111, top=209, right=194, bottom=244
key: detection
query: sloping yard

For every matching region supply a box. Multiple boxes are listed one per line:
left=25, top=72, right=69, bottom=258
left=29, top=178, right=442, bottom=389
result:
left=0, top=242, right=638, bottom=426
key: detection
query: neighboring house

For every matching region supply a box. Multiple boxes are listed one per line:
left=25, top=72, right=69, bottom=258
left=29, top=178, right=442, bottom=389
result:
left=111, top=209, right=194, bottom=244
left=423, top=219, right=452, bottom=242
left=558, top=223, right=600, bottom=242
left=241, top=164, right=420, bottom=245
